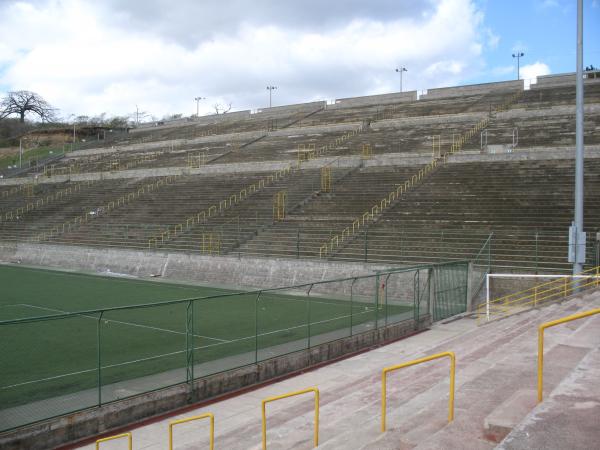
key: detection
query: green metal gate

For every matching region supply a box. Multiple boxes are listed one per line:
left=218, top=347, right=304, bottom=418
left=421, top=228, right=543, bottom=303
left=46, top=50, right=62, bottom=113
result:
left=433, top=262, right=469, bottom=321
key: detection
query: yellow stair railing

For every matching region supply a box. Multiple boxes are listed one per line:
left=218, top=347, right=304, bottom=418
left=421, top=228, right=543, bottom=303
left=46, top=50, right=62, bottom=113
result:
left=95, top=432, right=132, bottom=450
left=262, top=387, right=319, bottom=450
left=478, top=265, right=600, bottom=323
left=381, top=352, right=455, bottom=432
left=317, top=89, right=526, bottom=259
left=537, top=308, right=600, bottom=403
left=169, top=413, right=214, bottom=450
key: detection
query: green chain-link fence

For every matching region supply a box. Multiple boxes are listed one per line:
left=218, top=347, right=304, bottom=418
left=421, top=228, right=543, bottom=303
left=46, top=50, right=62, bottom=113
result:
left=0, top=260, right=469, bottom=432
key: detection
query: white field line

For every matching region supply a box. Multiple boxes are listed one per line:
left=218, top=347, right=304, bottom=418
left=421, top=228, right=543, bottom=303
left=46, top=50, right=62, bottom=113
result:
left=1, top=305, right=393, bottom=391
left=20, top=304, right=229, bottom=343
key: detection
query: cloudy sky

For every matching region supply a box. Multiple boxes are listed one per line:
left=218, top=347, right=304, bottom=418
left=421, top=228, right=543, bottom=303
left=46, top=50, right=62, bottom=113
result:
left=0, top=0, right=599, bottom=121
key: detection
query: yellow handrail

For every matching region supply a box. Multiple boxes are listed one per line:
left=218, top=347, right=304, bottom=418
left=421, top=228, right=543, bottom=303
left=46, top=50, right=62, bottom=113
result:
left=479, top=266, right=600, bottom=322
left=95, top=432, right=132, bottom=450
left=262, top=387, right=319, bottom=450
left=381, top=351, right=455, bottom=432
left=169, top=413, right=215, bottom=450
left=537, top=308, right=600, bottom=402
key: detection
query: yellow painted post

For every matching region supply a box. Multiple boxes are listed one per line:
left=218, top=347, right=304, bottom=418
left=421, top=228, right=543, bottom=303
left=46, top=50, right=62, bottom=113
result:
left=537, top=309, right=600, bottom=402
left=168, top=413, right=214, bottom=450
left=321, top=166, right=332, bottom=192
left=95, top=432, right=132, bottom=450
left=381, top=352, right=455, bottom=432
left=262, top=387, right=319, bottom=450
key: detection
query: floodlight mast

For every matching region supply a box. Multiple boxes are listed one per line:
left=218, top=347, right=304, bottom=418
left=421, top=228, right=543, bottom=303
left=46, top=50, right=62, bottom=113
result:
left=512, top=52, right=525, bottom=80
left=267, top=86, right=277, bottom=108
left=395, top=67, right=407, bottom=92
left=573, top=0, right=585, bottom=275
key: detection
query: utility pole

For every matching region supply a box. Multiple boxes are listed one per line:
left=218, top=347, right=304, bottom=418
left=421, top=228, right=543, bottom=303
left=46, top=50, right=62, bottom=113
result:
left=395, top=67, right=407, bottom=92
left=194, top=96, right=206, bottom=117
left=571, top=0, right=585, bottom=275
left=512, top=52, right=525, bottom=80
left=267, top=86, right=277, bottom=108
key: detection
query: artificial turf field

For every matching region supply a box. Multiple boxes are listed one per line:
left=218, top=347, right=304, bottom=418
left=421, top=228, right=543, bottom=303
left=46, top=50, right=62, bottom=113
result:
left=0, top=264, right=413, bottom=428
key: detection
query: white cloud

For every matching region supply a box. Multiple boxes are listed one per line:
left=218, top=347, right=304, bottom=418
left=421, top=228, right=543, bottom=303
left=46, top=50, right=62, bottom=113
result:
left=485, top=28, right=500, bottom=50
left=520, top=62, right=551, bottom=81
left=0, top=0, right=490, bottom=120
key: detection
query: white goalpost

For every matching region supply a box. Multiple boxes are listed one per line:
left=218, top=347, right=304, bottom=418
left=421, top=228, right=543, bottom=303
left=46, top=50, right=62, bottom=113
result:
left=484, top=273, right=599, bottom=322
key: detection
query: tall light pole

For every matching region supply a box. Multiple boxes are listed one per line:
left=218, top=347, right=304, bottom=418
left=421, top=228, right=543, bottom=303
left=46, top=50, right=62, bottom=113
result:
left=395, top=67, right=407, bottom=92
left=572, top=0, right=585, bottom=275
left=194, top=96, right=206, bottom=117
left=267, top=86, right=277, bottom=108
left=512, top=52, right=525, bottom=80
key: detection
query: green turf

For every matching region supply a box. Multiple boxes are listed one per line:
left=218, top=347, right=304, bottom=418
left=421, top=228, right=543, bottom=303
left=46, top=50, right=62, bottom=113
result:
left=0, top=264, right=413, bottom=424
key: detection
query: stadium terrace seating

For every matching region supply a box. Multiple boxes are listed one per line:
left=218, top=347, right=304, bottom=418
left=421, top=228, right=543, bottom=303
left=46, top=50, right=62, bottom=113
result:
left=330, top=159, right=600, bottom=272
left=1, top=76, right=599, bottom=274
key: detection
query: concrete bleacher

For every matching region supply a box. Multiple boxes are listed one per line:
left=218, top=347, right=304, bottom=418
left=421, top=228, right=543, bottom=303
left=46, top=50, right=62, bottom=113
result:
left=0, top=73, right=599, bottom=274
left=71, top=288, right=600, bottom=450
left=330, top=159, right=600, bottom=272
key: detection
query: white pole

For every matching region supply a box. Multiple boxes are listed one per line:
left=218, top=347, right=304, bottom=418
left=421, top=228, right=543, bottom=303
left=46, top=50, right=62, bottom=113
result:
left=573, top=0, right=585, bottom=275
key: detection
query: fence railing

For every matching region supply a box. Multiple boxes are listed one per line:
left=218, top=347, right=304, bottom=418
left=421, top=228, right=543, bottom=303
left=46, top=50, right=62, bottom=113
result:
left=0, top=260, right=468, bottom=433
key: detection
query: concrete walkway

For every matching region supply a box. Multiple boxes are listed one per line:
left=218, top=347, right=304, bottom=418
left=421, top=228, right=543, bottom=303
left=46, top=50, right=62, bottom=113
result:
left=72, top=290, right=600, bottom=449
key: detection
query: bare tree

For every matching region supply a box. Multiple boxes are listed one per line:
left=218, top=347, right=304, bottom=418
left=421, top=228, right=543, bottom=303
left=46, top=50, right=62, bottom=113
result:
left=213, top=102, right=232, bottom=115
left=0, top=91, right=57, bottom=123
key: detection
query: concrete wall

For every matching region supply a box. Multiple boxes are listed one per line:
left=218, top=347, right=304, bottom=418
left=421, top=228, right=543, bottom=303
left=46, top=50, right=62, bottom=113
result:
left=132, top=110, right=252, bottom=133
left=0, top=315, right=428, bottom=450
left=531, top=72, right=600, bottom=88
left=254, top=101, right=326, bottom=117
left=329, top=91, right=417, bottom=109
left=71, top=128, right=266, bottom=157
left=3, top=146, right=600, bottom=187
left=0, top=242, right=402, bottom=292
left=421, top=80, right=523, bottom=100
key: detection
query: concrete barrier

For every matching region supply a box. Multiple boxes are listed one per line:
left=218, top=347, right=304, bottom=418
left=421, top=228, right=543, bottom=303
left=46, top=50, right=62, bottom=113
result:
left=421, top=80, right=523, bottom=100
left=328, top=91, right=417, bottom=108
left=253, top=101, right=326, bottom=118
left=132, top=110, right=252, bottom=132
left=0, top=243, right=402, bottom=291
left=534, top=72, right=600, bottom=88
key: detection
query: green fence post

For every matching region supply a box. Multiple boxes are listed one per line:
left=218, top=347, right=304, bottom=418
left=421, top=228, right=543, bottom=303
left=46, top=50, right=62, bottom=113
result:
left=186, top=300, right=194, bottom=385
left=307, top=284, right=313, bottom=348
left=350, top=278, right=357, bottom=336
left=413, top=270, right=420, bottom=323
left=97, top=311, right=103, bottom=406
left=255, top=291, right=262, bottom=363
left=384, top=273, right=391, bottom=326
